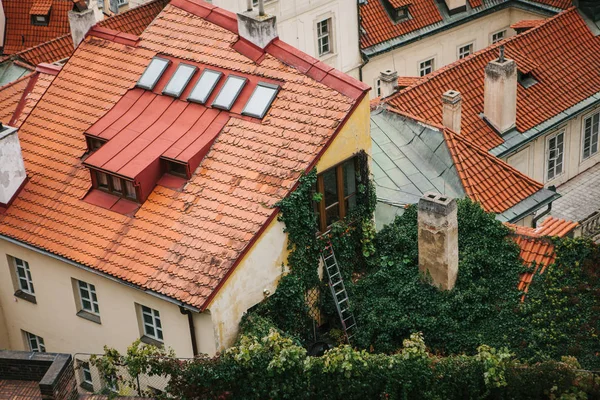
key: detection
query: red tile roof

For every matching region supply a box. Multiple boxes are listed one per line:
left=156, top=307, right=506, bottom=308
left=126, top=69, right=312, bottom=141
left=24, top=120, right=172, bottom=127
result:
left=2, top=0, right=72, bottom=55
left=12, top=34, right=74, bottom=65
left=441, top=125, right=543, bottom=213
left=0, top=380, right=41, bottom=399
left=386, top=8, right=600, bottom=151
left=0, top=0, right=368, bottom=309
left=29, top=0, right=54, bottom=16
left=510, top=19, right=545, bottom=31
left=534, top=0, right=572, bottom=8
left=97, top=0, right=170, bottom=35
left=397, top=76, right=420, bottom=87
left=0, top=74, right=33, bottom=124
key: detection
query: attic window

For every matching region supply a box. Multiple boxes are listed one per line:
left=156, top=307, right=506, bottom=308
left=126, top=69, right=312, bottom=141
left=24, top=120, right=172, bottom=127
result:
left=137, top=57, right=170, bottom=91
left=187, top=69, right=222, bottom=104
left=242, top=82, right=279, bottom=119
left=518, top=71, right=538, bottom=88
left=93, top=170, right=138, bottom=201
left=166, top=160, right=187, bottom=178
left=31, top=14, right=49, bottom=26
left=163, top=63, right=197, bottom=98
left=394, top=7, right=409, bottom=22
left=212, top=75, right=247, bottom=111
left=86, top=136, right=105, bottom=153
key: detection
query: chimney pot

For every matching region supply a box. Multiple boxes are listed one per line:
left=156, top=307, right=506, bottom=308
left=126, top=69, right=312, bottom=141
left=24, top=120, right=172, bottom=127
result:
left=68, top=7, right=96, bottom=48
left=379, top=69, right=398, bottom=98
left=0, top=125, right=27, bottom=207
left=484, top=56, right=517, bottom=134
left=418, top=192, right=458, bottom=291
left=237, top=5, right=278, bottom=49
left=442, top=89, right=462, bottom=133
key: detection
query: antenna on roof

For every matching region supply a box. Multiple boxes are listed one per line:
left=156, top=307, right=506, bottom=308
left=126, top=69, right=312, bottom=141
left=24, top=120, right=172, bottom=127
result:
left=246, top=0, right=253, bottom=12
left=498, top=45, right=505, bottom=63
left=258, top=0, right=265, bottom=16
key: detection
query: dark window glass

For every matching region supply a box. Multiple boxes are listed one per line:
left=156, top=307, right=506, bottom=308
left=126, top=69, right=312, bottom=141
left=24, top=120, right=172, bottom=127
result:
left=96, top=172, right=109, bottom=189
left=314, top=157, right=358, bottom=232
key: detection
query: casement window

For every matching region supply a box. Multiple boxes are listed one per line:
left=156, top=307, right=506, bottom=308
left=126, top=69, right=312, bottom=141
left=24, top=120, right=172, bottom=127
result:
left=546, top=131, right=564, bottom=181
left=86, top=137, right=105, bottom=152
left=78, top=280, right=100, bottom=315
left=141, top=305, right=163, bottom=343
left=25, top=331, right=45, bottom=353
left=582, top=112, right=599, bottom=160
left=79, top=361, right=94, bottom=391
left=375, top=79, right=381, bottom=97
left=419, top=59, right=434, bottom=77
left=491, top=29, right=506, bottom=44
left=458, top=43, right=473, bottom=59
left=14, top=257, right=35, bottom=295
left=314, top=158, right=358, bottom=232
left=166, top=161, right=188, bottom=177
left=317, top=18, right=332, bottom=57
left=93, top=171, right=138, bottom=202
left=394, top=7, right=409, bottom=21
left=117, top=0, right=128, bottom=5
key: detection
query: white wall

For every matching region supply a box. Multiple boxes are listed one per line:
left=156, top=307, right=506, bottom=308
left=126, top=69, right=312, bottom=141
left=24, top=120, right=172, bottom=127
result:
left=363, top=7, right=545, bottom=97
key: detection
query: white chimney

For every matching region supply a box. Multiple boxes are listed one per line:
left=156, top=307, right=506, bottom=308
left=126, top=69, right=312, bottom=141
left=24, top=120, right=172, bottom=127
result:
left=237, top=0, right=278, bottom=49
left=69, top=1, right=96, bottom=49
left=418, top=193, right=458, bottom=291
left=484, top=48, right=517, bottom=134
left=442, top=90, right=462, bottom=133
left=379, top=69, right=398, bottom=98
left=0, top=124, right=27, bottom=207
left=444, top=0, right=467, bottom=14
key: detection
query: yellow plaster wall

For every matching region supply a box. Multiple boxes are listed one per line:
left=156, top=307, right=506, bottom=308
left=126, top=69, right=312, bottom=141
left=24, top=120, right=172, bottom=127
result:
left=0, top=302, right=8, bottom=349
left=208, top=95, right=372, bottom=350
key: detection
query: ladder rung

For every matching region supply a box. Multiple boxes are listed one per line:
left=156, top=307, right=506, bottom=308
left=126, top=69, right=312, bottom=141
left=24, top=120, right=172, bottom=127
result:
left=345, top=324, right=356, bottom=330
left=338, top=297, right=349, bottom=304
left=343, top=316, right=354, bottom=322
left=329, top=272, right=340, bottom=279
left=335, top=290, right=346, bottom=297
left=331, top=280, right=343, bottom=287
left=340, top=308, right=350, bottom=314
left=323, top=255, right=334, bottom=261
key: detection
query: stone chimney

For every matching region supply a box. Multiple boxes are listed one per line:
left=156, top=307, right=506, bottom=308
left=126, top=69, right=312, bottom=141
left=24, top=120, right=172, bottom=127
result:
left=68, top=1, right=96, bottom=49
left=441, top=90, right=462, bottom=133
left=484, top=47, right=517, bottom=134
left=237, top=0, right=278, bottom=49
left=379, top=69, right=398, bottom=98
left=0, top=124, right=27, bottom=207
left=418, top=193, right=458, bottom=291
left=444, top=0, right=466, bottom=15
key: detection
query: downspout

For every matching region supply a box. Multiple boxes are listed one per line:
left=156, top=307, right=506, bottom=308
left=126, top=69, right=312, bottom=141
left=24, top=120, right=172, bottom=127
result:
left=357, top=0, right=369, bottom=82
left=532, top=186, right=556, bottom=228
left=179, top=306, right=199, bottom=356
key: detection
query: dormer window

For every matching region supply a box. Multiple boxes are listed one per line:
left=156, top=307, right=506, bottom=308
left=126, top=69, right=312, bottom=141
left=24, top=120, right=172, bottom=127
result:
left=31, top=14, right=49, bottom=26
left=382, top=0, right=411, bottom=23
left=394, top=7, right=409, bottom=21
left=93, top=170, right=138, bottom=202
left=518, top=71, right=538, bottom=88
left=86, top=136, right=105, bottom=153
left=165, top=160, right=188, bottom=178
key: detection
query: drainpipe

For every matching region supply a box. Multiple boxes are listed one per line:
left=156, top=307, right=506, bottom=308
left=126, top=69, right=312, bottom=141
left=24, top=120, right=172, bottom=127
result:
left=179, top=306, right=199, bottom=356
left=532, top=186, right=555, bottom=228
left=357, top=0, right=369, bottom=83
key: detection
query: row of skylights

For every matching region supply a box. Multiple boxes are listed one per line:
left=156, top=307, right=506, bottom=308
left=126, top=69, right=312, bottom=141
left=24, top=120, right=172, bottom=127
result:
left=135, top=57, right=279, bottom=119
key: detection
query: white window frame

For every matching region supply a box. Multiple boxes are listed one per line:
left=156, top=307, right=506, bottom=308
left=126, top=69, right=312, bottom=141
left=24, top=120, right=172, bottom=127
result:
left=316, top=17, right=333, bottom=57
left=458, top=42, right=474, bottom=59
left=141, top=305, right=163, bottom=342
left=582, top=110, right=599, bottom=161
left=117, top=0, right=128, bottom=5
left=14, top=258, right=34, bottom=295
left=81, top=362, right=93, bottom=385
left=491, top=29, right=507, bottom=44
left=546, top=130, right=565, bottom=181
left=78, top=280, right=100, bottom=315
left=375, top=78, right=381, bottom=97
left=25, top=331, right=45, bottom=353
left=419, top=58, right=434, bottom=77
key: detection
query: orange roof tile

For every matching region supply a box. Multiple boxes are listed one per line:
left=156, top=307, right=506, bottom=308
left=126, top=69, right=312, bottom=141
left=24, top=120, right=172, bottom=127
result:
left=510, top=19, right=545, bottom=31
left=536, top=216, right=578, bottom=237
left=13, top=35, right=74, bottom=65
left=29, top=0, right=53, bottom=16
left=534, top=0, right=572, bottom=8
left=386, top=8, right=600, bottom=151
left=2, top=0, right=72, bottom=55
left=0, top=0, right=368, bottom=309
left=389, top=0, right=412, bottom=7
left=441, top=125, right=542, bottom=213
left=397, top=76, right=420, bottom=88
left=0, top=74, right=32, bottom=124
left=97, top=0, right=170, bottom=35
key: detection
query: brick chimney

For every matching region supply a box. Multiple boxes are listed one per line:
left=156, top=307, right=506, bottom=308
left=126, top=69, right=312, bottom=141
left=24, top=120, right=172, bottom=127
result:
left=237, top=0, right=278, bottom=49
left=442, top=90, right=462, bottom=133
left=418, top=193, right=458, bottom=290
left=379, top=69, right=398, bottom=98
left=0, top=124, right=27, bottom=208
left=484, top=47, right=517, bottom=134
left=444, top=0, right=466, bottom=15
left=68, top=1, right=96, bottom=49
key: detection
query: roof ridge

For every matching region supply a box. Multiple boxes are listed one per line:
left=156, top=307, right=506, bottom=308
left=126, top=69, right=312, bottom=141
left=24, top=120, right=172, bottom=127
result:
left=0, top=72, right=36, bottom=93
left=97, top=0, right=170, bottom=28
left=13, top=33, right=71, bottom=57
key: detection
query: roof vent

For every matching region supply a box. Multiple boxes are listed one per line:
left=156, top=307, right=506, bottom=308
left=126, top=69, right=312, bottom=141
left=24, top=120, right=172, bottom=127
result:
left=237, top=0, right=278, bottom=49
left=0, top=124, right=27, bottom=208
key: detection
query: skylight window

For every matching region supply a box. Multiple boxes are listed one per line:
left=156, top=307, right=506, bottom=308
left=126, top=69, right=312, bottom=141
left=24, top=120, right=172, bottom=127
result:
left=187, top=69, right=223, bottom=104
left=163, top=63, right=197, bottom=98
left=242, top=82, right=279, bottom=119
left=136, top=57, right=171, bottom=91
left=212, top=76, right=247, bottom=111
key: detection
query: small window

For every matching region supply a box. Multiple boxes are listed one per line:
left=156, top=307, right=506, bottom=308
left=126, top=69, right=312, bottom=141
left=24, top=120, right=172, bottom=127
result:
left=163, top=63, right=197, bottom=98
left=187, top=69, right=222, bottom=104
left=96, top=171, right=109, bottom=189
left=87, top=137, right=105, bottom=152
left=317, top=18, right=332, bottom=57
left=31, top=15, right=49, bottom=26
left=419, top=58, right=434, bottom=77
left=547, top=131, right=564, bottom=181
left=137, top=57, right=171, bottom=91
left=375, top=79, right=381, bottom=97
left=211, top=75, right=247, bottom=110
left=25, top=331, right=45, bottom=353
left=78, top=280, right=100, bottom=315
left=93, top=170, right=138, bottom=202
left=118, top=0, right=128, bottom=5
left=518, top=71, right=538, bottom=88
left=166, top=161, right=187, bottom=177
left=491, top=30, right=506, bottom=44
left=458, top=43, right=473, bottom=59
left=242, top=82, right=279, bottom=119
left=15, top=258, right=35, bottom=295
left=394, top=7, right=409, bottom=22
left=583, top=112, right=599, bottom=160
left=314, top=157, right=358, bottom=232
left=141, top=305, right=163, bottom=342
left=80, top=361, right=94, bottom=389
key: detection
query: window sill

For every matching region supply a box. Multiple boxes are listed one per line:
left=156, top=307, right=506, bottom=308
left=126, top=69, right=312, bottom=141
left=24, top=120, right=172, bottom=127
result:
left=140, top=335, right=164, bottom=347
left=80, top=381, right=94, bottom=392
left=77, top=310, right=101, bottom=324
left=14, top=290, right=36, bottom=304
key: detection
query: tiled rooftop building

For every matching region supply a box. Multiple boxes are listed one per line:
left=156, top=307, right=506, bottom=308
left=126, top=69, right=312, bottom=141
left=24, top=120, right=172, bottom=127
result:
left=0, top=0, right=370, bottom=358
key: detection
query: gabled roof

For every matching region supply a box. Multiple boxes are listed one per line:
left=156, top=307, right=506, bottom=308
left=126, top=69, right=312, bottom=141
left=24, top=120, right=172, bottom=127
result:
left=0, top=0, right=368, bottom=309
left=12, top=35, right=74, bottom=65
left=385, top=8, right=600, bottom=152
left=96, top=0, right=170, bottom=35
left=1, top=0, right=72, bottom=54
left=359, top=0, right=566, bottom=52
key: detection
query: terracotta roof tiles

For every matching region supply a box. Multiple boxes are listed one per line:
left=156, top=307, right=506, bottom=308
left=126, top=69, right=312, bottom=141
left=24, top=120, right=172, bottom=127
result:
left=386, top=8, right=600, bottom=151
left=29, top=0, right=54, bottom=16
left=97, top=0, right=170, bottom=35
left=0, top=74, right=32, bottom=124
left=13, top=35, right=74, bottom=65
left=0, top=0, right=368, bottom=308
